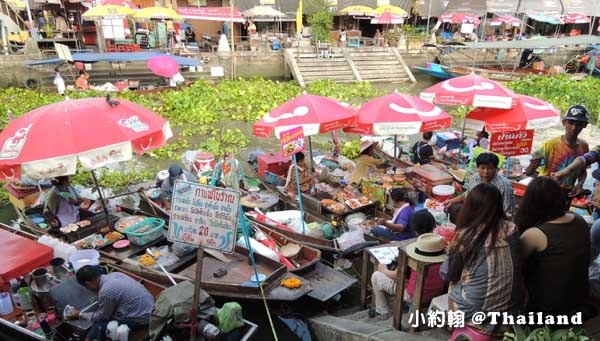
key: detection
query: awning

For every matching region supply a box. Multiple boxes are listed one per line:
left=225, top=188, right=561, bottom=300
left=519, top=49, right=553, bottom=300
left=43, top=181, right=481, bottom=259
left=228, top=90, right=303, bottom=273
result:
left=518, top=0, right=563, bottom=16
left=486, top=0, right=518, bottom=14
left=562, top=0, right=600, bottom=17
left=177, top=7, right=244, bottom=23
left=416, top=0, right=445, bottom=18
left=25, top=52, right=202, bottom=66
left=445, top=0, right=487, bottom=17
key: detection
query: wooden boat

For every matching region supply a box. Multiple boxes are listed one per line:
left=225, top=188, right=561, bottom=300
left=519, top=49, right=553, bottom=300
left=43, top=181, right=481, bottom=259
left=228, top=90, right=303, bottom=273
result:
left=413, top=62, right=454, bottom=79
left=111, top=206, right=312, bottom=301
left=248, top=221, right=321, bottom=274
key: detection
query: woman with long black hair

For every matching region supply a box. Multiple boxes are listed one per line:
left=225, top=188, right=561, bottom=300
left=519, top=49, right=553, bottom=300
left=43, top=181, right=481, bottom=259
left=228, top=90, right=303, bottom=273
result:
left=441, top=183, right=524, bottom=337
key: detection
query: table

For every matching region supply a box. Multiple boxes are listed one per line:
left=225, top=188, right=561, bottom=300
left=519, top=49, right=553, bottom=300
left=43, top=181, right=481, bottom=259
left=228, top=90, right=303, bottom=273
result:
left=360, top=238, right=444, bottom=333
left=316, top=43, right=332, bottom=58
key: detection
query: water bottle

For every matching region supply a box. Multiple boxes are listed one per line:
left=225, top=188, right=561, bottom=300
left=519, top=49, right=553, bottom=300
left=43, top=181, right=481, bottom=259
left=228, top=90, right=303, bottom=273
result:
left=198, top=320, right=220, bottom=338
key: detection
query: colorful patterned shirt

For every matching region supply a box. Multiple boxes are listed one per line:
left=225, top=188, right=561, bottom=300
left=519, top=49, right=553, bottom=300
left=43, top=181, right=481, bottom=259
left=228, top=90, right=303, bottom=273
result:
left=580, top=145, right=600, bottom=167
left=532, top=136, right=589, bottom=187
left=465, top=173, right=515, bottom=214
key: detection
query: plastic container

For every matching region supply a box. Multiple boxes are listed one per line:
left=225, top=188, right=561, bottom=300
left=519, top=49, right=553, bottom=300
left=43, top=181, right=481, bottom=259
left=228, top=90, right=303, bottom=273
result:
left=123, top=218, right=165, bottom=245
left=0, top=292, right=13, bottom=315
left=69, top=249, right=100, bottom=271
left=432, top=185, right=455, bottom=202
left=195, top=152, right=215, bottom=173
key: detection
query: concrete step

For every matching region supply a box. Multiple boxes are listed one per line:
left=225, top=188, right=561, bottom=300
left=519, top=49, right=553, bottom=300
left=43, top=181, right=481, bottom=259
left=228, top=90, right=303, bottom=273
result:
left=348, top=52, right=395, bottom=58
left=303, top=75, right=357, bottom=81
left=360, top=77, right=411, bottom=83
left=297, top=58, right=348, bottom=64
left=299, top=65, right=352, bottom=73
left=356, top=67, right=403, bottom=73
left=350, top=56, right=397, bottom=62
left=297, top=62, right=349, bottom=68
left=353, top=61, right=400, bottom=67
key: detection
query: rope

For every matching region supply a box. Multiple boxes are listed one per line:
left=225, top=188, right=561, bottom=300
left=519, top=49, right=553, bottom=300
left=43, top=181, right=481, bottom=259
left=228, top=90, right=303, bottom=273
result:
left=239, top=206, right=279, bottom=341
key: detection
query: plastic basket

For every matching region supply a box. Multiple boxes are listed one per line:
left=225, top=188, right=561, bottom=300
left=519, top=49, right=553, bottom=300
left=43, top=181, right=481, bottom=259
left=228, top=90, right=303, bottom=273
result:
left=123, top=217, right=165, bottom=245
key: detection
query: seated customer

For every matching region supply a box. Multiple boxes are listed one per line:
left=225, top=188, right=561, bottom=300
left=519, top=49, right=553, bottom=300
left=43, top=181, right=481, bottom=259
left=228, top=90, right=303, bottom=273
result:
left=68, top=266, right=154, bottom=341
left=371, top=188, right=416, bottom=241
left=515, top=176, right=590, bottom=316
left=370, top=212, right=445, bottom=319
left=76, top=70, right=90, bottom=90
left=441, top=183, right=524, bottom=337
left=284, top=152, right=313, bottom=197
left=44, top=176, right=82, bottom=228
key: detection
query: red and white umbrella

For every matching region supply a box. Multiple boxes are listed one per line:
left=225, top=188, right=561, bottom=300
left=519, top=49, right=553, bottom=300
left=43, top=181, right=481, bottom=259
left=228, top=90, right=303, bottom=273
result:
left=0, top=97, right=172, bottom=181
left=490, top=15, right=521, bottom=27
left=370, top=12, right=406, bottom=24
left=253, top=94, right=356, bottom=138
left=147, top=55, right=180, bottom=78
left=343, top=93, right=451, bottom=136
left=420, top=74, right=515, bottom=109
left=439, top=12, right=481, bottom=25
left=465, top=95, right=560, bottom=132
left=562, top=13, right=591, bottom=24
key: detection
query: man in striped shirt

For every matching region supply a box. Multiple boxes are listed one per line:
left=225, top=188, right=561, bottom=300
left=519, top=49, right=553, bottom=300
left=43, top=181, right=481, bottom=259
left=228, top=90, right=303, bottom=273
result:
left=68, top=265, right=154, bottom=341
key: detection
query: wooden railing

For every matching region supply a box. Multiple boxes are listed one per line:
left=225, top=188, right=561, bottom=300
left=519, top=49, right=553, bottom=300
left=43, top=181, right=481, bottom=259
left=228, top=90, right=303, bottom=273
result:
left=0, top=0, right=28, bottom=32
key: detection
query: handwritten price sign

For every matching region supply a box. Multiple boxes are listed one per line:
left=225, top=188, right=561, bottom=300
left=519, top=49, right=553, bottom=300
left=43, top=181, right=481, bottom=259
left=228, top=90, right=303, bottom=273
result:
left=168, top=181, right=239, bottom=253
left=489, top=129, right=534, bottom=157
left=279, top=126, right=306, bottom=157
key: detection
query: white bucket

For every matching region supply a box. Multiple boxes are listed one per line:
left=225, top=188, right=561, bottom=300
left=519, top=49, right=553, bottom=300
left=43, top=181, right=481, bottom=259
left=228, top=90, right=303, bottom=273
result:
left=432, top=185, right=455, bottom=202
left=69, top=249, right=100, bottom=271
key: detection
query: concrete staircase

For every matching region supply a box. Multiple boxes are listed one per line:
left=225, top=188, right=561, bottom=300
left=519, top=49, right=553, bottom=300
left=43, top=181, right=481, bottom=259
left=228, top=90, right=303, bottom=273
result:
left=288, top=47, right=357, bottom=86
left=286, top=46, right=416, bottom=87
left=348, top=47, right=415, bottom=84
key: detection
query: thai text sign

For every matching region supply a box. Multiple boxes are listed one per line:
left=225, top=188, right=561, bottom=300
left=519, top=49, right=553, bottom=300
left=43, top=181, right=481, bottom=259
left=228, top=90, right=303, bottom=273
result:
left=168, top=181, right=239, bottom=253
left=489, top=129, right=534, bottom=157
left=279, top=126, right=306, bottom=157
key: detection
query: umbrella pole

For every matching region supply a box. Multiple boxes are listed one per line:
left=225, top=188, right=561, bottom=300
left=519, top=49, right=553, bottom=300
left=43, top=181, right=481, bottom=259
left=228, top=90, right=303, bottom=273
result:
left=308, top=135, right=314, bottom=171
left=292, top=154, right=306, bottom=235
left=394, top=135, right=398, bottom=158
left=91, top=169, right=111, bottom=226
left=460, top=106, right=469, bottom=161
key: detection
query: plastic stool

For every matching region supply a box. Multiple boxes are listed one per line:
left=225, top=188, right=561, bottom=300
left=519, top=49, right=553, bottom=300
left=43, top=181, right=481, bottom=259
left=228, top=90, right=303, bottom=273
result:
left=450, top=326, right=493, bottom=341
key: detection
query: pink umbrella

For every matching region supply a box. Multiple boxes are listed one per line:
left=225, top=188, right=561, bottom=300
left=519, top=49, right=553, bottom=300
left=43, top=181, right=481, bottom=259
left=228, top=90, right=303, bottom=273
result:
left=100, top=0, right=133, bottom=7
left=465, top=95, right=560, bottom=132
left=343, top=92, right=451, bottom=136
left=0, top=97, right=172, bottom=181
left=370, top=12, right=406, bottom=24
left=147, top=55, right=180, bottom=78
left=439, top=12, right=481, bottom=25
left=562, top=13, right=591, bottom=24
left=420, top=73, right=515, bottom=109
left=490, top=15, right=521, bottom=27
left=253, top=94, right=356, bottom=138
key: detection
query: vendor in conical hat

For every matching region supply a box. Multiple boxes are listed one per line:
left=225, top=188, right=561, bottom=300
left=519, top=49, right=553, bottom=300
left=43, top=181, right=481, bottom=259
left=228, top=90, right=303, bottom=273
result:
left=348, top=140, right=390, bottom=185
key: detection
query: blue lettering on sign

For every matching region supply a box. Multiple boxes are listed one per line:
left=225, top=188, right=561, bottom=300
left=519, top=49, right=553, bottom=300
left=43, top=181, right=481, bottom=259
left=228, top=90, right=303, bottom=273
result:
left=218, top=231, right=233, bottom=249
left=175, top=183, right=192, bottom=195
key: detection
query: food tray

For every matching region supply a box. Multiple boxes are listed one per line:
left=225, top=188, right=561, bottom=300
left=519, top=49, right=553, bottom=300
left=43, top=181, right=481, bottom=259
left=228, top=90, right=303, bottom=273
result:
left=72, top=232, right=124, bottom=250
left=123, top=218, right=165, bottom=245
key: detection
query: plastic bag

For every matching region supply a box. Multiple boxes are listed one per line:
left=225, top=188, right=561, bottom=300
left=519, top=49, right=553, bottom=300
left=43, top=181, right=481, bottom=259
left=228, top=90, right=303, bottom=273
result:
left=266, top=210, right=304, bottom=233
left=172, top=242, right=196, bottom=257
left=336, top=230, right=365, bottom=251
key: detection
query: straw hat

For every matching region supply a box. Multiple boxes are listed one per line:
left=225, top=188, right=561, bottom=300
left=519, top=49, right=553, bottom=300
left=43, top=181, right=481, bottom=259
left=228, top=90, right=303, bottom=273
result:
left=405, top=233, right=446, bottom=263
left=359, top=140, right=376, bottom=154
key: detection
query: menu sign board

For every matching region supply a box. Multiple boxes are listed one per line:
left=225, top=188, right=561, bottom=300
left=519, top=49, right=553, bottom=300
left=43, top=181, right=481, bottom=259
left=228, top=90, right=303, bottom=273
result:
left=489, top=129, right=534, bottom=157
left=168, top=181, right=239, bottom=253
left=279, top=126, right=306, bottom=158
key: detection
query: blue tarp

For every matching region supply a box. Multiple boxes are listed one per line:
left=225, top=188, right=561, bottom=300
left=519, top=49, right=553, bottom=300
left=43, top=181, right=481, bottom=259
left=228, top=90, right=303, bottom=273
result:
left=26, top=52, right=202, bottom=67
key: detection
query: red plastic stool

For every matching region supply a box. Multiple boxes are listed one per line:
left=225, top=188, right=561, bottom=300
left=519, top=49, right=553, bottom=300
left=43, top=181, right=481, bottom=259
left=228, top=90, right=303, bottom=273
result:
left=450, top=326, right=493, bottom=341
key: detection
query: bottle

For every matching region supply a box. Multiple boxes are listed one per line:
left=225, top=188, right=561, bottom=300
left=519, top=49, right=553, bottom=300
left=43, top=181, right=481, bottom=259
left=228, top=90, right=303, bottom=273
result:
left=9, top=279, right=21, bottom=309
left=17, top=277, right=33, bottom=311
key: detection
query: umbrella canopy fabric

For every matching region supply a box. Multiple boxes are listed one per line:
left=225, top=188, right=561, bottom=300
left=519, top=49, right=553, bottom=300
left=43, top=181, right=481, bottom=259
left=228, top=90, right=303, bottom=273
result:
left=339, top=5, right=376, bottom=16
left=147, top=55, right=180, bottom=77
left=343, top=93, right=451, bottom=136
left=465, top=95, right=560, bottom=132
left=562, top=13, right=591, bottom=24
left=82, top=5, right=134, bottom=19
left=177, top=7, right=244, bottom=22
left=375, top=5, right=408, bottom=16
left=528, top=13, right=562, bottom=24
left=490, top=15, right=521, bottom=26
left=253, top=94, right=356, bottom=138
left=439, top=12, right=481, bottom=25
left=371, top=12, right=407, bottom=25
left=133, top=7, right=182, bottom=20
left=0, top=98, right=172, bottom=181
left=420, top=74, right=515, bottom=109
left=242, top=5, right=286, bottom=18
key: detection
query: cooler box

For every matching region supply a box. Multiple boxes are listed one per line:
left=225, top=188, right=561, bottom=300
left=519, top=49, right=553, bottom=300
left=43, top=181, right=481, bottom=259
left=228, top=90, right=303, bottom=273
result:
left=0, top=229, right=53, bottom=291
left=258, top=153, right=291, bottom=178
left=436, top=132, right=460, bottom=150
left=406, top=164, right=453, bottom=196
